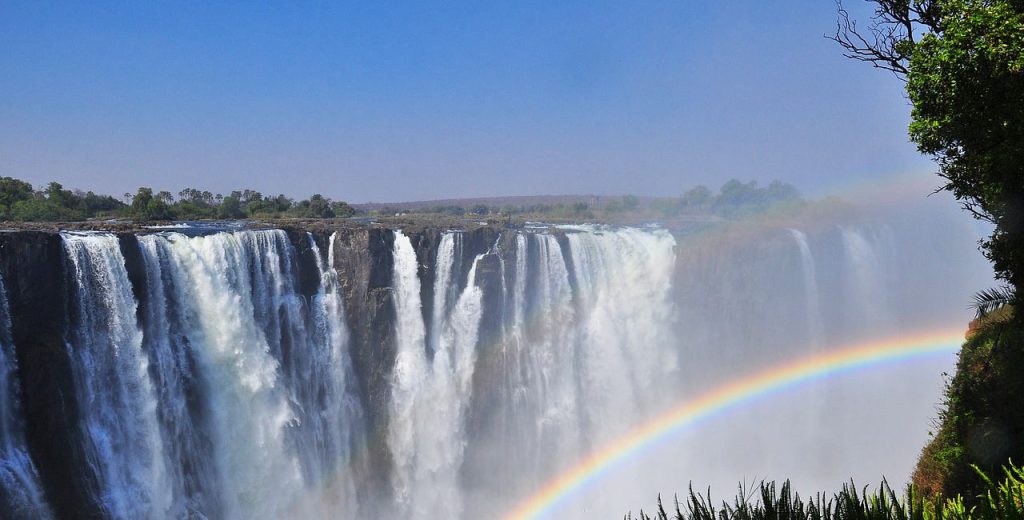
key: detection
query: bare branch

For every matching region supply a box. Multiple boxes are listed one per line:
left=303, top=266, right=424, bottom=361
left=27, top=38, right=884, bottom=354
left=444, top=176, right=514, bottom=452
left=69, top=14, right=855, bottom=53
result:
left=827, top=0, right=944, bottom=80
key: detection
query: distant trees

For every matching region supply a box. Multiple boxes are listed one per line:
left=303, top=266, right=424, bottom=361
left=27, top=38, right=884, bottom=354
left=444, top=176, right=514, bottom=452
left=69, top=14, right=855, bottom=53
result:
left=0, top=177, right=124, bottom=221
left=680, top=185, right=712, bottom=209
left=0, top=176, right=360, bottom=222
left=389, top=181, right=802, bottom=221
left=129, top=187, right=173, bottom=220
left=0, top=174, right=802, bottom=223
left=711, top=180, right=801, bottom=218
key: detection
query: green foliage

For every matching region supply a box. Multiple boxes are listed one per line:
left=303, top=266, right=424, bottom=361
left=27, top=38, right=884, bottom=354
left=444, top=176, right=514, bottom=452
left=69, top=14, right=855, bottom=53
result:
left=0, top=177, right=124, bottom=221
left=331, top=200, right=355, bottom=218
left=628, top=463, right=1024, bottom=519
left=288, top=193, right=336, bottom=218
left=0, top=175, right=357, bottom=222
left=972, top=287, right=1016, bottom=319
left=0, top=177, right=34, bottom=214
left=217, top=191, right=245, bottom=219
left=904, top=0, right=1024, bottom=293
left=129, top=187, right=173, bottom=221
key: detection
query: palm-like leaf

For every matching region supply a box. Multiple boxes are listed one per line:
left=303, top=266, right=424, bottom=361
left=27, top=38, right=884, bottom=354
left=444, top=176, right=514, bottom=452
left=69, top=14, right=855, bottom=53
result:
left=972, top=286, right=1015, bottom=319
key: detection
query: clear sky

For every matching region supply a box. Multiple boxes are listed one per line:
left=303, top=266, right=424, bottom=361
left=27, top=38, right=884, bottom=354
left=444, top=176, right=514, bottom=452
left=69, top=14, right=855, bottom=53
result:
left=0, top=1, right=934, bottom=203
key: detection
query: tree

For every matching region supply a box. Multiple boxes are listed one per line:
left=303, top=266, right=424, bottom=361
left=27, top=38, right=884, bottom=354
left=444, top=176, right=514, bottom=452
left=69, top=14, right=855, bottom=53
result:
left=130, top=187, right=154, bottom=214
left=218, top=191, right=245, bottom=219
left=45, top=182, right=70, bottom=206
left=129, top=187, right=172, bottom=221
left=680, top=185, right=712, bottom=209
left=306, top=194, right=333, bottom=218
left=0, top=177, right=35, bottom=219
left=331, top=201, right=355, bottom=218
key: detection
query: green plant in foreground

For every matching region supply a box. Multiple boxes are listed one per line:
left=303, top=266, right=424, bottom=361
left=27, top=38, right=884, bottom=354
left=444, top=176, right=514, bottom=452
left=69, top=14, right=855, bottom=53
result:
left=971, top=287, right=1016, bottom=320
left=627, top=464, right=1024, bottom=520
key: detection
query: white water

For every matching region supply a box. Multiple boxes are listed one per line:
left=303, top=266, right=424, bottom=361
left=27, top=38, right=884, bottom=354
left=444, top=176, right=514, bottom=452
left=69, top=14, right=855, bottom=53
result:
left=136, top=229, right=368, bottom=519
left=388, top=231, right=486, bottom=519
left=304, top=232, right=363, bottom=516
left=840, top=226, right=893, bottom=333
left=789, top=228, right=825, bottom=347
left=62, top=233, right=170, bottom=519
left=0, top=272, right=52, bottom=518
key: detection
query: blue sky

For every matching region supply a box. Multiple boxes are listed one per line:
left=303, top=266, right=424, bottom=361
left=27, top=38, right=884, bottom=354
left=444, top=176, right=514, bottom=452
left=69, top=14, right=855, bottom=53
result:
left=0, top=1, right=932, bottom=203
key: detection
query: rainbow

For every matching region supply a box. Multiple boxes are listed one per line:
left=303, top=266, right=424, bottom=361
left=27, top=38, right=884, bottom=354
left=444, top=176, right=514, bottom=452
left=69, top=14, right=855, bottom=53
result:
left=504, top=328, right=966, bottom=520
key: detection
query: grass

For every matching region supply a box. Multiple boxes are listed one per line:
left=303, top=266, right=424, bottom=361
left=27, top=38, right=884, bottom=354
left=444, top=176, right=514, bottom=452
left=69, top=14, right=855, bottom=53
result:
left=627, top=464, right=1024, bottom=519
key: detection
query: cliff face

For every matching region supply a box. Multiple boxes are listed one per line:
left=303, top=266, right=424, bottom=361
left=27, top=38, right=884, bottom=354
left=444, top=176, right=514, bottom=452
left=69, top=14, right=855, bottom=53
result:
left=0, top=232, right=99, bottom=518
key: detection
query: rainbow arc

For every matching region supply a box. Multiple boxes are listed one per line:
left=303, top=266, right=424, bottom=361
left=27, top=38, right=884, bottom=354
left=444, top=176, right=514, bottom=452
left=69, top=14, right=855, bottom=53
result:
left=504, top=329, right=965, bottom=520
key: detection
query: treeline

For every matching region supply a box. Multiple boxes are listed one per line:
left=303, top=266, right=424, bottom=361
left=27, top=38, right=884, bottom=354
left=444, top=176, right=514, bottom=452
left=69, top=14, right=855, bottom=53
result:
left=127, top=187, right=354, bottom=220
left=0, top=176, right=355, bottom=222
left=380, top=180, right=802, bottom=220
left=0, top=175, right=800, bottom=222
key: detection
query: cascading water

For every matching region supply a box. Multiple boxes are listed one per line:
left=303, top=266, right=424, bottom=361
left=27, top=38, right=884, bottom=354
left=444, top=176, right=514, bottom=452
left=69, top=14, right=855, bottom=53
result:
left=789, top=228, right=824, bottom=347
left=840, top=226, right=893, bottom=333
left=388, top=231, right=486, bottom=519
left=0, top=272, right=52, bottom=519
left=0, top=207, right=991, bottom=519
left=62, top=232, right=171, bottom=519
left=304, top=232, right=363, bottom=516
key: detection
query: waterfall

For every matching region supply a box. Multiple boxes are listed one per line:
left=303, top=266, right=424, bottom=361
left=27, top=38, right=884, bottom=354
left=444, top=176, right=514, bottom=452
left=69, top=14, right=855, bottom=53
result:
left=565, top=226, right=677, bottom=443
left=789, top=229, right=824, bottom=347
left=136, top=229, right=370, bottom=519
left=136, top=233, right=221, bottom=518
left=304, top=232, right=363, bottom=517
left=388, top=230, right=486, bottom=519
left=62, top=232, right=170, bottom=519
left=0, top=272, right=52, bottom=518
left=387, top=230, right=430, bottom=514
left=431, top=232, right=464, bottom=355
left=0, top=214, right=988, bottom=519
left=839, top=226, right=892, bottom=332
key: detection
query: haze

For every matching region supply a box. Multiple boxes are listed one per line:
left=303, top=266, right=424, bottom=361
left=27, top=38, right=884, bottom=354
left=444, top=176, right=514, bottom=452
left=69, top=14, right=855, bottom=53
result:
left=1, top=1, right=929, bottom=203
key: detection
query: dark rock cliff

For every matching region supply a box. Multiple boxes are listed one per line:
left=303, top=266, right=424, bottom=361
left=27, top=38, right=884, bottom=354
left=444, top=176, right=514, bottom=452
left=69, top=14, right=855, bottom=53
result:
left=0, top=232, right=101, bottom=518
